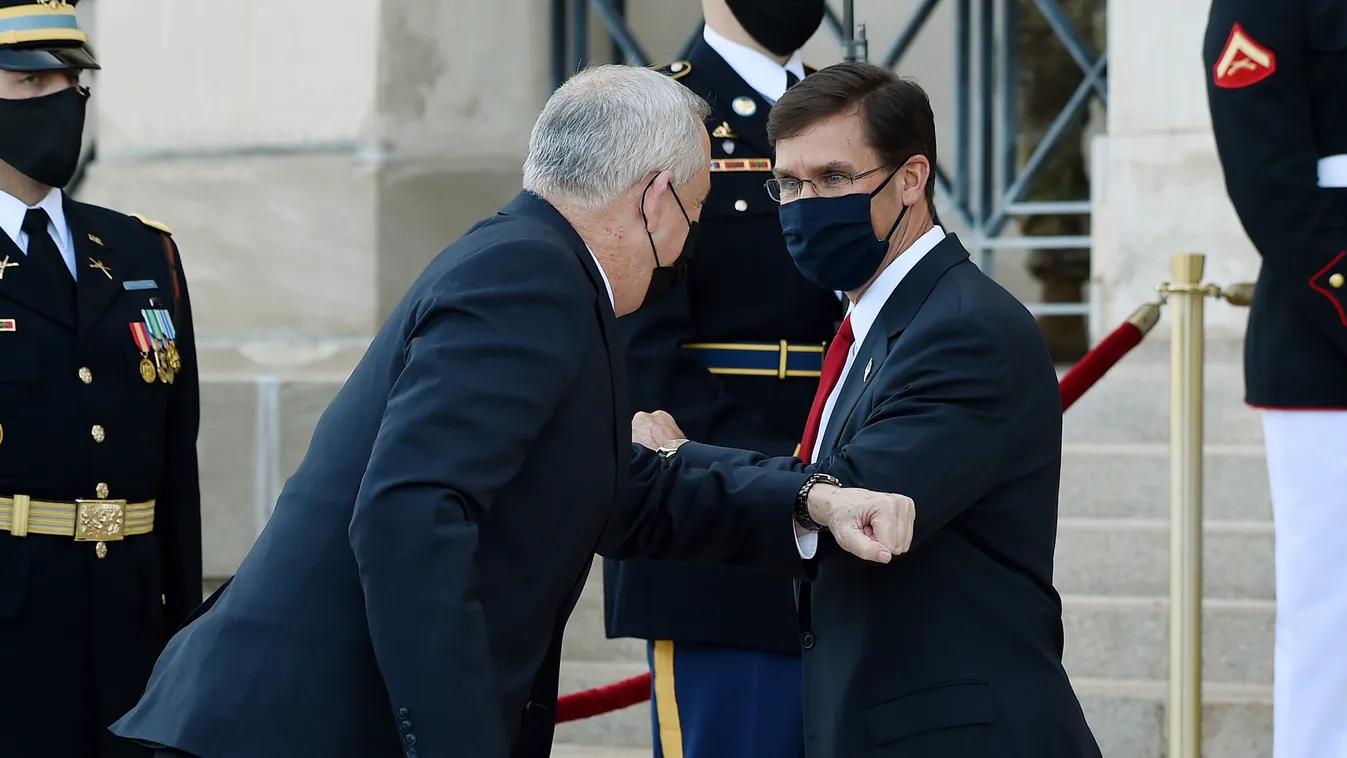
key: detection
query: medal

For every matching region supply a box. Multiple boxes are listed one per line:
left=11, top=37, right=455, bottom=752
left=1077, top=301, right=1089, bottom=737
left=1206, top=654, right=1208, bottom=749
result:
left=154, top=309, right=182, bottom=373
left=129, top=322, right=156, bottom=384
left=141, top=310, right=175, bottom=384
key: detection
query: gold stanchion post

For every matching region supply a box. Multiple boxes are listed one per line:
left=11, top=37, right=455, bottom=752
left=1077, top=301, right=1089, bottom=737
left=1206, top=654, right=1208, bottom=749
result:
left=1164, top=253, right=1206, bottom=757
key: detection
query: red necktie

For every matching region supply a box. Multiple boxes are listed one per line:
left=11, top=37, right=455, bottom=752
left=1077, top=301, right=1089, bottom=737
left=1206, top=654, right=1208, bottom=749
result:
left=798, top=315, right=855, bottom=464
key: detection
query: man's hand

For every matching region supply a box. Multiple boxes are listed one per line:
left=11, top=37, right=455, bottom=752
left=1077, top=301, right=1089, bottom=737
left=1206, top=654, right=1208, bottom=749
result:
left=807, top=485, right=915, bottom=563
left=632, top=411, right=685, bottom=450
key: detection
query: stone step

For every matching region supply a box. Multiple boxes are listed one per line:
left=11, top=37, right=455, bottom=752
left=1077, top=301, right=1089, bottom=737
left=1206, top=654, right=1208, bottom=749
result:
left=1054, top=518, right=1273, bottom=600
left=553, top=661, right=1272, bottom=757
left=1061, top=596, right=1272, bottom=685
left=563, top=593, right=1275, bottom=686
left=551, top=744, right=650, bottom=758
left=1060, top=443, right=1269, bottom=520
left=1062, top=359, right=1261, bottom=446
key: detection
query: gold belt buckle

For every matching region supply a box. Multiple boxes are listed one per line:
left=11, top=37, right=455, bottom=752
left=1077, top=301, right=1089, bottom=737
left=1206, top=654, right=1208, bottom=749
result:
left=74, top=499, right=127, bottom=558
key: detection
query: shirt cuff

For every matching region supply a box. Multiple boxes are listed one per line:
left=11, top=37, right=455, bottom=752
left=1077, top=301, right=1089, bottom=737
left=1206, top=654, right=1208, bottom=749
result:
left=795, top=523, right=819, bottom=559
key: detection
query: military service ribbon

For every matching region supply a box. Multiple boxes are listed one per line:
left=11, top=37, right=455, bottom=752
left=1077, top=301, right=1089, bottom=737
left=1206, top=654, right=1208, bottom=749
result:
left=129, top=322, right=157, bottom=384
left=152, top=308, right=182, bottom=373
left=141, top=309, right=174, bottom=384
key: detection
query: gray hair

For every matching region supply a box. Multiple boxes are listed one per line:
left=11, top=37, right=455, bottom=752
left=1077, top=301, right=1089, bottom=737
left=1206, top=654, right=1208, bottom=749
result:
left=522, top=64, right=711, bottom=211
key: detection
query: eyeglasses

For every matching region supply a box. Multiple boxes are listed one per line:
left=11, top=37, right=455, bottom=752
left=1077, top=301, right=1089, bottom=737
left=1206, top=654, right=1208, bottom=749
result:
left=764, top=166, right=887, bottom=203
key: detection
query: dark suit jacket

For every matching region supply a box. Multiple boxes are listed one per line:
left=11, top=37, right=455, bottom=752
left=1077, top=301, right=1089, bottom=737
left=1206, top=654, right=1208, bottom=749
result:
left=603, top=39, right=843, bottom=655
left=110, top=192, right=810, bottom=758
left=1203, top=0, right=1347, bottom=408
left=0, top=197, right=201, bottom=758
left=673, top=235, right=1100, bottom=758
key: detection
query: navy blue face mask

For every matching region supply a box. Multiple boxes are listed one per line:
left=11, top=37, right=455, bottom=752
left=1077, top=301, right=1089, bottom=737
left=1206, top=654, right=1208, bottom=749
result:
left=779, top=170, right=909, bottom=292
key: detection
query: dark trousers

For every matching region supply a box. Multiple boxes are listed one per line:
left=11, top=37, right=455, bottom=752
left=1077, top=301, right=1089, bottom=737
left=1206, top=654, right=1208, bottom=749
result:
left=647, top=640, right=805, bottom=758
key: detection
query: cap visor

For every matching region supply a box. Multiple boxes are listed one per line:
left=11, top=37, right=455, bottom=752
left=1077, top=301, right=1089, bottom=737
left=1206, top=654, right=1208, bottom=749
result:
left=0, top=44, right=99, bottom=72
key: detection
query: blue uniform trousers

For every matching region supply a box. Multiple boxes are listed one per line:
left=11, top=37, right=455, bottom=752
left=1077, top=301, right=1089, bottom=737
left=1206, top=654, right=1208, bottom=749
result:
left=647, top=640, right=805, bottom=758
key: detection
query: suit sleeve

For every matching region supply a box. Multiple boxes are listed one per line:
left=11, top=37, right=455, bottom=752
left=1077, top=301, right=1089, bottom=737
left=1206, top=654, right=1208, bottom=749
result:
left=347, top=242, right=593, bottom=758
left=675, top=316, right=1010, bottom=552
left=618, top=279, right=803, bottom=454
left=1204, top=1, right=1347, bottom=355
left=596, top=445, right=810, bottom=579
left=156, top=238, right=203, bottom=632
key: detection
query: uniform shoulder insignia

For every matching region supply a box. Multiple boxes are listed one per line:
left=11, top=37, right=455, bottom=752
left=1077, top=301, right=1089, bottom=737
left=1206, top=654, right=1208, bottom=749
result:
left=1213, top=23, right=1276, bottom=89
left=661, top=60, right=692, bottom=80
left=130, top=213, right=173, bottom=235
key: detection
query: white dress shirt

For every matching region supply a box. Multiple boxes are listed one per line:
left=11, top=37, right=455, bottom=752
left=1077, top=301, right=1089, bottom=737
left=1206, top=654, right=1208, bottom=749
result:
left=586, top=249, right=614, bottom=308
left=0, top=186, right=77, bottom=279
left=702, top=25, right=805, bottom=103
left=796, top=225, right=947, bottom=558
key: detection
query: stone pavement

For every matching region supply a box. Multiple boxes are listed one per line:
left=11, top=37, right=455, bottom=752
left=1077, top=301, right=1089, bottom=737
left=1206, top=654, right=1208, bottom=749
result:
left=551, top=745, right=648, bottom=758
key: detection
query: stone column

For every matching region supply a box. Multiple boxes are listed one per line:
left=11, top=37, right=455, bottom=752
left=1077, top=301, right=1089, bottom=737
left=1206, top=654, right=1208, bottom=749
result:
left=76, top=0, right=551, bottom=579
left=1090, top=0, right=1257, bottom=343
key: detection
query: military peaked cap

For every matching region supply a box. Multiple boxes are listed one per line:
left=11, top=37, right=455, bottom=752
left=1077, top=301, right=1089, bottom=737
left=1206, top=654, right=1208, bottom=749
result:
left=0, top=0, right=99, bottom=72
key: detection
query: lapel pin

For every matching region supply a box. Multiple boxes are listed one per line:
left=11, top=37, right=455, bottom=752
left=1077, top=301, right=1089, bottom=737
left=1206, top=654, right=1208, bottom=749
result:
left=88, top=258, right=113, bottom=280
left=731, top=96, right=757, bottom=117
left=711, top=121, right=738, bottom=139
left=722, top=140, right=735, bottom=154
left=88, top=234, right=103, bottom=246
left=863, top=358, right=873, bottom=383
left=0, top=319, right=15, bottom=332
left=0, top=255, right=17, bottom=280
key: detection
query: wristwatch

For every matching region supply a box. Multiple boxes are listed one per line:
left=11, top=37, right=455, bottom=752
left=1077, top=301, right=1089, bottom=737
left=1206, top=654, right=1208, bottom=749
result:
left=794, top=473, right=842, bottom=532
left=657, top=438, right=689, bottom=460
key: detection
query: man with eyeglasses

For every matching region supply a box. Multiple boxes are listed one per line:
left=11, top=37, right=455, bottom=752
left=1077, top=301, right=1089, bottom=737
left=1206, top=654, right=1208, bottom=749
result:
left=633, top=61, right=1099, bottom=758
left=0, top=2, right=203, bottom=757
left=601, top=2, right=843, bottom=756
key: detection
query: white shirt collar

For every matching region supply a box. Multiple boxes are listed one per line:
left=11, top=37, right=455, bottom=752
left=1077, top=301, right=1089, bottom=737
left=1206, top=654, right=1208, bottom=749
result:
left=585, top=248, right=615, bottom=308
left=702, top=25, right=805, bottom=103
left=846, top=225, right=947, bottom=349
left=0, top=185, right=69, bottom=254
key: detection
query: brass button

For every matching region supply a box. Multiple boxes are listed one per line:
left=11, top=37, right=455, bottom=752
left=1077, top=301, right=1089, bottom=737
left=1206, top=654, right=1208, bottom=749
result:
left=734, top=199, right=748, bottom=212
left=95, top=482, right=109, bottom=499
left=91, top=425, right=105, bottom=443
left=0, top=422, right=4, bottom=446
left=1330, top=273, right=1345, bottom=289
left=78, top=367, right=92, bottom=384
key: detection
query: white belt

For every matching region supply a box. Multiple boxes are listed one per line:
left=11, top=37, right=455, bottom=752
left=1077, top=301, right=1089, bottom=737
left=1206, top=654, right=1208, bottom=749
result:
left=1316, top=154, right=1347, bottom=187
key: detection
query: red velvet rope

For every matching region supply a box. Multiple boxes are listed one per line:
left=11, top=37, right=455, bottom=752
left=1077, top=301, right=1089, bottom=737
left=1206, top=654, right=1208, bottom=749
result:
left=555, top=317, right=1149, bottom=724
left=1059, top=321, right=1143, bottom=412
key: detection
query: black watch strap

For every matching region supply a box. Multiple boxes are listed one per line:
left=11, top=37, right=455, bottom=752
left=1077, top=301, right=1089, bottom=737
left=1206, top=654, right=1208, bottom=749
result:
left=794, top=473, right=842, bottom=531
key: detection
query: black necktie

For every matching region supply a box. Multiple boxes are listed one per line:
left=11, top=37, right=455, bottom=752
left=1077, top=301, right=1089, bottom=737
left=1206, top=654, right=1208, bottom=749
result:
left=786, top=70, right=800, bottom=89
left=22, top=208, right=76, bottom=312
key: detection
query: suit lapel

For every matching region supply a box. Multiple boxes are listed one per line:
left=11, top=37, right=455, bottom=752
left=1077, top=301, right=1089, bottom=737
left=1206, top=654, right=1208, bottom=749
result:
left=500, top=192, right=627, bottom=500
left=66, top=199, right=126, bottom=337
left=816, top=235, right=973, bottom=455
left=688, top=41, right=774, bottom=157
left=584, top=256, right=628, bottom=483
left=0, top=229, right=76, bottom=327
left=818, top=330, right=888, bottom=457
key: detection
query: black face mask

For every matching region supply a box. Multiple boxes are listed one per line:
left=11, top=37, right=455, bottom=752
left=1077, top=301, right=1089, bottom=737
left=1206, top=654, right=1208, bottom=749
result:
left=639, top=176, right=701, bottom=308
left=726, top=0, right=828, bottom=56
left=0, top=87, right=88, bottom=189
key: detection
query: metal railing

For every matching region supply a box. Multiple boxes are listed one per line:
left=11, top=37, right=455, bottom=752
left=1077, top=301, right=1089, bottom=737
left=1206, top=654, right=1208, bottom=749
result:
left=548, top=0, right=1107, bottom=319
